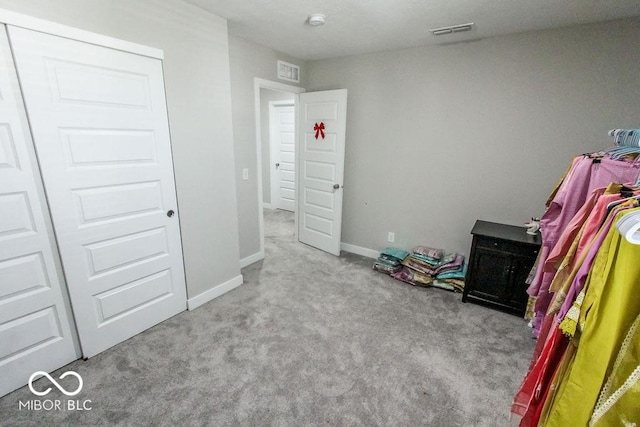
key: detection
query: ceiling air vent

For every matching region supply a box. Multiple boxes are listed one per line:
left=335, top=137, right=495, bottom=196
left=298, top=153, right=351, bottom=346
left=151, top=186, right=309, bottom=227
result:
left=430, top=22, right=474, bottom=36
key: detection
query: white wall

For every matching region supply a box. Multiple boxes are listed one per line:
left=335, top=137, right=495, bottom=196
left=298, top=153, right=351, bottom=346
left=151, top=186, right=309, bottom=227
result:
left=228, top=35, right=306, bottom=260
left=306, top=18, right=640, bottom=256
left=260, top=89, right=295, bottom=205
left=0, top=0, right=241, bottom=299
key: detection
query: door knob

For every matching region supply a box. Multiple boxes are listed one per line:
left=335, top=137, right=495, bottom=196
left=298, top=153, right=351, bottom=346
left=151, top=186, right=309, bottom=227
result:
left=333, top=184, right=340, bottom=190
left=275, top=163, right=280, bottom=168
left=167, top=210, right=175, bottom=218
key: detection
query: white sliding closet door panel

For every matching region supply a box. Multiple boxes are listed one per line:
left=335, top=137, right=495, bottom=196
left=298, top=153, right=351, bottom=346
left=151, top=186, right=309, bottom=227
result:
left=0, top=27, right=79, bottom=397
left=8, top=27, right=187, bottom=358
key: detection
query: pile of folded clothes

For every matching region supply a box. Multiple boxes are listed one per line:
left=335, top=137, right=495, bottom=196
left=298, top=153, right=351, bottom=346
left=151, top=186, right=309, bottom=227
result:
left=373, top=244, right=466, bottom=292
left=372, top=247, right=409, bottom=275
left=432, top=254, right=466, bottom=293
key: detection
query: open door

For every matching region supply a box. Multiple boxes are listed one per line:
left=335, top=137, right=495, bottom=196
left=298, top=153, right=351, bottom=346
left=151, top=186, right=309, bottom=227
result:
left=297, top=89, right=347, bottom=256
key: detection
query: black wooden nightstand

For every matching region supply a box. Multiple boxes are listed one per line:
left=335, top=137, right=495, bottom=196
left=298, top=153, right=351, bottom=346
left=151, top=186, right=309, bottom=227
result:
left=462, top=220, right=541, bottom=316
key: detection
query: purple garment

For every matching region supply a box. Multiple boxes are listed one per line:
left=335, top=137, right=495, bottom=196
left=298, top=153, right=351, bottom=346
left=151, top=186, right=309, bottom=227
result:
left=527, top=157, right=593, bottom=337
left=539, top=157, right=594, bottom=252
left=588, top=156, right=640, bottom=191
left=556, top=204, right=635, bottom=321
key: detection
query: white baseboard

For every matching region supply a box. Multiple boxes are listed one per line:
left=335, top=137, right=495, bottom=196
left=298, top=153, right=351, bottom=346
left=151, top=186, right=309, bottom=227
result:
left=240, top=250, right=265, bottom=268
left=187, top=274, right=243, bottom=310
left=262, top=203, right=276, bottom=210
left=340, top=242, right=379, bottom=259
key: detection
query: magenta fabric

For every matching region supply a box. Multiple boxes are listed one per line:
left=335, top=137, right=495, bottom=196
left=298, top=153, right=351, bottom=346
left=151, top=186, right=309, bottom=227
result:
left=588, top=156, right=640, bottom=190
left=527, top=158, right=593, bottom=336
left=539, top=157, right=594, bottom=249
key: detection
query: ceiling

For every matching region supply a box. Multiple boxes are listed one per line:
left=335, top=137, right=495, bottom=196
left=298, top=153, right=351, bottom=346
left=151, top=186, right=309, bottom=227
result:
left=185, top=0, right=640, bottom=61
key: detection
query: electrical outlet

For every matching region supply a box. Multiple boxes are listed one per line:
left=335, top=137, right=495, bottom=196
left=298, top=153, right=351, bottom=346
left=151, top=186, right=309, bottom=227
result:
left=242, top=168, right=249, bottom=181
left=388, top=232, right=395, bottom=243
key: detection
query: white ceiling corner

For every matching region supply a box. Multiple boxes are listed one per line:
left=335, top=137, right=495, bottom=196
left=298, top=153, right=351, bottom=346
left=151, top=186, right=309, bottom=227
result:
left=184, top=0, right=640, bottom=61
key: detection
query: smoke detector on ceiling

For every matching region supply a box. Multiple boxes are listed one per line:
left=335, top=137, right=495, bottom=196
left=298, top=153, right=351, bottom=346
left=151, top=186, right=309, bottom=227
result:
left=307, top=14, right=326, bottom=26
left=430, top=22, right=474, bottom=36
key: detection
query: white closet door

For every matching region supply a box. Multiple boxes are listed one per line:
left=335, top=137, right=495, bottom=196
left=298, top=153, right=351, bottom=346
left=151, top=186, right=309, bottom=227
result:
left=0, top=27, right=79, bottom=397
left=8, top=27, right=187, bottom=358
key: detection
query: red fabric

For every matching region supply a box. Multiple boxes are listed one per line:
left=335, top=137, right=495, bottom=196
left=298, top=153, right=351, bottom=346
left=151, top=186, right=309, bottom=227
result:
left=530, top=315, right=555, bottom=369
left=512, top=326, right=569, bottom=426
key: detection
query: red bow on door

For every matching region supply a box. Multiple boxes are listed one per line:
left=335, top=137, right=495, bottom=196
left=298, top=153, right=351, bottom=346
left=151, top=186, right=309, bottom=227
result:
left=314, top=122, right=325, bottom=140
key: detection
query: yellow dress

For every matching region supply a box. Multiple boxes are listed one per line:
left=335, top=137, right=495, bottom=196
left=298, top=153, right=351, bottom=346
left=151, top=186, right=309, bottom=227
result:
left=590, top=312, right=640, bottom=426
left=545, top=208, right=640, bottom=426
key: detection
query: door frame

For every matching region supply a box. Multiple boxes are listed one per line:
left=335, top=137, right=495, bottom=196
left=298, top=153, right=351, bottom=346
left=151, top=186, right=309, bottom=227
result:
left=253, top=78, right=304, bottom=264
left=268, top=100, right=296, bottom=211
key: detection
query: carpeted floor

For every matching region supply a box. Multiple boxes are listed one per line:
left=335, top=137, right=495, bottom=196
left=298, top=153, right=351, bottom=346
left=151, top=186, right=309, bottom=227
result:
left=0, top=209, right=534, bottom=426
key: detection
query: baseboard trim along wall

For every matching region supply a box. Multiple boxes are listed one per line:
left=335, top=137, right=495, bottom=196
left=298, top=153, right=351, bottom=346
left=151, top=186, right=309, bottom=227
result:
left=262, top=203, right=276, bottom=210
left=240, top=244, right=378, bottom=270
left=187, top=274, right=244, bottom=310
left=240, top=250, right=265, bottom=268
left=340, top=242, right=379, bottom=259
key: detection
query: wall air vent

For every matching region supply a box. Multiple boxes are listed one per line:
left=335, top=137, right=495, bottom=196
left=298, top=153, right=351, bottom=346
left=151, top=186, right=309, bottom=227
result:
left=430, top=22, right=474, bottom=36
left=277, top=60, right=300, bottom=83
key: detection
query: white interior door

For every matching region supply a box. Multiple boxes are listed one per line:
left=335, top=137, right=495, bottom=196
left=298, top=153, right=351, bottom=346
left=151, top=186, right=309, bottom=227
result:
left=270, top=103, right=295, bottom=211
left=9, top=26, right=187, bottom=358
left=0, top=27, right=79, bottom=396
left=297, top=89, right=347, bottom=256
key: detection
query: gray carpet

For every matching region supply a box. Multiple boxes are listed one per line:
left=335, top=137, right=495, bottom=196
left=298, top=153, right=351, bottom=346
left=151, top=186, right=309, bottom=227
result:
left=0, top=209, right=534, bottom=426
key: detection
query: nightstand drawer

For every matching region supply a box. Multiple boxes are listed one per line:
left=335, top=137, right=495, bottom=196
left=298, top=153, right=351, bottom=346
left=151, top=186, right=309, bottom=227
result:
left=476, top=236, right=539, bottom=258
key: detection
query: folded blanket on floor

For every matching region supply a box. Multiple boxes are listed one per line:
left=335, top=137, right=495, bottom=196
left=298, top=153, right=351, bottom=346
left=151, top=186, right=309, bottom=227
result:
left=380, top=247, right=410, bottom=262
left=376, top=255, right=401, bottom=267
left=391, top=266, right=433, bottom=287
left=412, top=245, right=444, bottom=261
left=433, top=279, right=465, bottom=293
left=373, top=262, right=401, bottom=275
left=438, top=253, right=457, bottom=266
left=401, top=256, right=437, bottom=276
left=435, top=264, right=467, bottom=280
left=409, top=253, right=441, bottom=266
left=434, top=254, right=465, bottom=275
left=431, top=280, right=455, bottom=292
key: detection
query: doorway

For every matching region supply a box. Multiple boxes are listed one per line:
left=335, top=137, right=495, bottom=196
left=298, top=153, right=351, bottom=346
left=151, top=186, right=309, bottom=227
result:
left=253, top=78, right=304, bottom=260
left=264, top=98, right=295, bottom=211
left=253, top=79, right=348, bottom=260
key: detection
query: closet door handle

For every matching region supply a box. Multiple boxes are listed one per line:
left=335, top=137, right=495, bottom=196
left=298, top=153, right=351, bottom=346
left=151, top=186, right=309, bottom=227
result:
left=275, top=163, right=280, bottom=168
left=167, top=210, right=175, bottom=218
